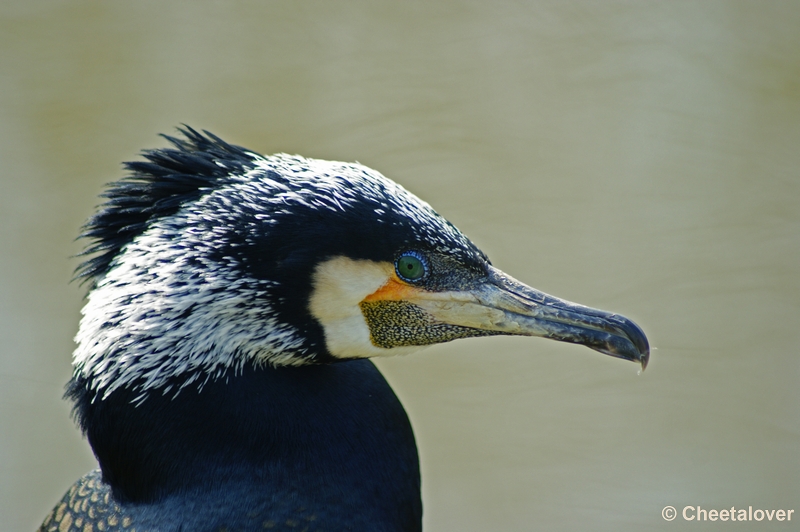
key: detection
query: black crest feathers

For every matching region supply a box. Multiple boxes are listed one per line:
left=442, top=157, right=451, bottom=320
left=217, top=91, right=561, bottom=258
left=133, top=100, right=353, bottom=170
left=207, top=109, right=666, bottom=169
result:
left=75, top=127, right=257, bottom=286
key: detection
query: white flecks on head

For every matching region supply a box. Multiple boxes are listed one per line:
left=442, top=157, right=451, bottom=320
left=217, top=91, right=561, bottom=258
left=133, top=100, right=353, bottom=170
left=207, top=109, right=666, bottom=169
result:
left=76, top=151, right=472, bottom=400
left=308, top=256, right=425, bottom=360
left=228, top=154, right=474, bottom=257
left=73, top=212, right=306, bottom=402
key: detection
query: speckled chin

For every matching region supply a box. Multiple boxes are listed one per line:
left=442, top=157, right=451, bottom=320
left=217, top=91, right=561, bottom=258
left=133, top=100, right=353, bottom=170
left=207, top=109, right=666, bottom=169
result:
left=360, top=300, right=499, bottom=348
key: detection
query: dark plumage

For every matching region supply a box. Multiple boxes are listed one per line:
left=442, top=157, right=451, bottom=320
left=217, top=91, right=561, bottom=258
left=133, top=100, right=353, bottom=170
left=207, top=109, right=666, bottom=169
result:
left=40, top=128, right=648, bottom=532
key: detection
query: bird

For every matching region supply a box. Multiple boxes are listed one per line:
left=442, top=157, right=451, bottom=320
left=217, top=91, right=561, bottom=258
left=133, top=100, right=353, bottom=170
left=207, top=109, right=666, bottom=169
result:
left=38, top=127, right=649, bottom=532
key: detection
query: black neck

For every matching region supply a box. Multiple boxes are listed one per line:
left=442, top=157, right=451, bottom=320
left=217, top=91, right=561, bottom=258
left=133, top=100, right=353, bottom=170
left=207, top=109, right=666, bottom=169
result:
left=68, top=360, right=421, bottom=529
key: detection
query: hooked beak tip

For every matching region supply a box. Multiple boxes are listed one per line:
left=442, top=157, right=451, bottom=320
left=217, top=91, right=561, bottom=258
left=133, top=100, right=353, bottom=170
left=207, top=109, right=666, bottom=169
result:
left=483, top=266, right=651, bottom=370
left=590, top=313, right=650, bottom=370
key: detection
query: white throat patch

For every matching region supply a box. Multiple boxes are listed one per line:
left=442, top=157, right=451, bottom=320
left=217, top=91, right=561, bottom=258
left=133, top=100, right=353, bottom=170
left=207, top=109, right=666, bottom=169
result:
left=308, top=256, right=425, bottom=359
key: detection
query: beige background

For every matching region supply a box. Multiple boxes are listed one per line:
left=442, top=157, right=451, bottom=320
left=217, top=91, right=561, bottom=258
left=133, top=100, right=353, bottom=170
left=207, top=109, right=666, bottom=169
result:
left=2, top=1, right=798, bottom=530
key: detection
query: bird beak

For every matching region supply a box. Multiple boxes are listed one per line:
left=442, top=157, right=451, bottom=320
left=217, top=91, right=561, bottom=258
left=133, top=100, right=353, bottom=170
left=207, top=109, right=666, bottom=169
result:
left=410, top=266, right=650, bottom=369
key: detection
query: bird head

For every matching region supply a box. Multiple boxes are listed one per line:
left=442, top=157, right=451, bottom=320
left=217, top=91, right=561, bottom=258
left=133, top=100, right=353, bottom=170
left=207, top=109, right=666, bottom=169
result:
left=73, top=127, right=648, bottom=402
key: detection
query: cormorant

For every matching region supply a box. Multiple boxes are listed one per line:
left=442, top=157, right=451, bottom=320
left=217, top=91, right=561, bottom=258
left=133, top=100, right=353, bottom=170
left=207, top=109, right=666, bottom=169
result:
left=39, top=127, right=648, bottom=532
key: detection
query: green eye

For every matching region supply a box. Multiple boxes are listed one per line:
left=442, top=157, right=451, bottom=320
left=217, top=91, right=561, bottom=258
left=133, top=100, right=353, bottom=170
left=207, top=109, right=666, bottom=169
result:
left=396, top=252, right=427, bottom=282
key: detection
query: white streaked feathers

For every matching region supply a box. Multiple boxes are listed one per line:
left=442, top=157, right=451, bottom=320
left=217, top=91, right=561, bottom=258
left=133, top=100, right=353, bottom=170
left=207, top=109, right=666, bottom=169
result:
left=74, top=153, right=468, bottom=400
left=74, top=217, right=306, bottom=402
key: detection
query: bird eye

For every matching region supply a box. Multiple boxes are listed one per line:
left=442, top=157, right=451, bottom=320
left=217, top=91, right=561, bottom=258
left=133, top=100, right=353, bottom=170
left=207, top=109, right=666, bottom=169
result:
left=396, top=252, right=427, bottom=282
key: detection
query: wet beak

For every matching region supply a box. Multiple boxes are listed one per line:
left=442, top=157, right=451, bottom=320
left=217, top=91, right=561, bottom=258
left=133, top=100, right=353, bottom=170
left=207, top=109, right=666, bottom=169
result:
left=410, top=266, right=650, bottom=369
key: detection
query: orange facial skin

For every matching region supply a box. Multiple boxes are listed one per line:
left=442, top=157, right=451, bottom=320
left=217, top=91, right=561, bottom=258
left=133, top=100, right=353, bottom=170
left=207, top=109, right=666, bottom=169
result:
left=363, top=274, right=422, bottom=303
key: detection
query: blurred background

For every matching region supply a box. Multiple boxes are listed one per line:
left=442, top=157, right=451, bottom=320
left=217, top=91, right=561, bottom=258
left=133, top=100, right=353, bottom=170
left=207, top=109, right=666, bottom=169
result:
left=2, top=1, right=798, bottom=530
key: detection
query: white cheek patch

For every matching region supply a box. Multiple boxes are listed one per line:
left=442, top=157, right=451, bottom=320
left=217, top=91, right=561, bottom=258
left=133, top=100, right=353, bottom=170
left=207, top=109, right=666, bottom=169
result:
left=308, top=256, right=424, bottom=359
